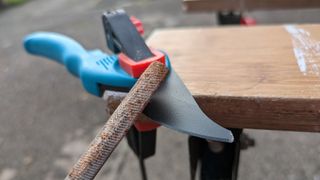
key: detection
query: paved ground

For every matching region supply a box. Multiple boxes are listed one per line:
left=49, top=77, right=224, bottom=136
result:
left=0, top=0, right=320, bottom=179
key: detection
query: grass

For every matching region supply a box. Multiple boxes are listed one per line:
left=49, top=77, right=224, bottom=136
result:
left=3, top=0, right=27, bottom=5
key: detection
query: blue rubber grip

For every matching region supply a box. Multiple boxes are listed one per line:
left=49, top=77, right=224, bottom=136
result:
left=24, top=32, right=87, bottom=77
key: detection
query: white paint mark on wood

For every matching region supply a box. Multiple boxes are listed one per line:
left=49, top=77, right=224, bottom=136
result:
left=285, top=25, right=320, bottom=76
left=293, top=48, right=307, bottom=74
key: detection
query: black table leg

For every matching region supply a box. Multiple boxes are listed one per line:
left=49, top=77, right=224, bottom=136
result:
left=126, top=126, right=157, bottom=180
left=217, top=11, right=242, bottom=25
left=189, top=129, right=244, bottom=180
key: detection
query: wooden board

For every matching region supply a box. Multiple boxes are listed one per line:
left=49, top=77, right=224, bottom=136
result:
left=183, top=0, right=320, bottom=12
left=146, top=24, right=320, bottom=132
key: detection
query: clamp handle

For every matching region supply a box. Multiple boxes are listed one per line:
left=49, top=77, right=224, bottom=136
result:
left=102, top=9, right=167, bottom=131
left=103, top=9, right=166, bottom=78
left=102, top=9, right=153, bottom=60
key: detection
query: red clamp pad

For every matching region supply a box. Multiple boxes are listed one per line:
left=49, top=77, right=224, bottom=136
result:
left=134, top=120, right=161, bottom=131
left=118, top=49, right=165, bottom=78
left=240, top=17, right=256, bottom=26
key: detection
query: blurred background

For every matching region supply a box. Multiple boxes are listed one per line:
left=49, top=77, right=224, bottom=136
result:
left=0, top=0, right=320, bottom=179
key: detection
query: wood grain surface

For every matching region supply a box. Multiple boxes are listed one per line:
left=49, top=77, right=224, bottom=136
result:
left=66, top=62, right=168, bottom=180
left=183, top=0, right=320, bottom=12
left=146, top=24, right=320, bottom=132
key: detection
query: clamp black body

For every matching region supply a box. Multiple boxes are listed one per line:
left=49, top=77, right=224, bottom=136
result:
left=102, top=9, right=158, bottom=180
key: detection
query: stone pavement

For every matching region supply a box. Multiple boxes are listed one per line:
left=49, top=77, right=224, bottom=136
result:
left=0, top=0, right=319, bottom=179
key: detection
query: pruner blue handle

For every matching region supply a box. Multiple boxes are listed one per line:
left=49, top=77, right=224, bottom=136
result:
left=23, top=32, right=170, bottom=96
left=24, top=32, right=87, bottom=76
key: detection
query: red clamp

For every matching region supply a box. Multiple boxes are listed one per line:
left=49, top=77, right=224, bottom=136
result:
left=120, top=16, right=165, bottom=131
left=240, top=17, right=256, bottom=26
left=134, top=119, right=161, bottom=131
left=119, top=49, right=165, bottom=131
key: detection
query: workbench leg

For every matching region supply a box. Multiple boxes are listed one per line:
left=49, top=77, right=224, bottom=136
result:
left=189, top=129, right=243, bottom=180
left=217, top=11, right=242, bottom=25
left=126, top=126, right=157, bottom=180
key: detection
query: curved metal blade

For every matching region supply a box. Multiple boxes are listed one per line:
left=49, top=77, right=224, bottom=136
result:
left=144, top=70, right=234, bottom=143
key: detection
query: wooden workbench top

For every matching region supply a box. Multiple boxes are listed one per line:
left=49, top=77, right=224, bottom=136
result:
left=147, top=24, right=320, bottom=132
left=183, top=0, right=320, bottom=12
